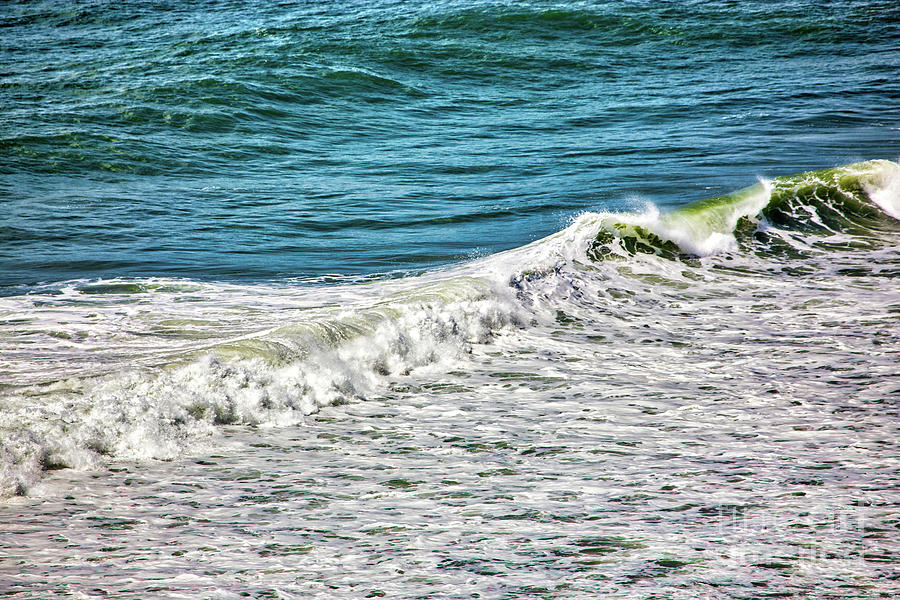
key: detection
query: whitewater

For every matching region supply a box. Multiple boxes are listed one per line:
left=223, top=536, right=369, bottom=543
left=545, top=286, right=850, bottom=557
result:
left=2, top=160, right=899, bottom=598
left=3, top=0, right=900, bottom=597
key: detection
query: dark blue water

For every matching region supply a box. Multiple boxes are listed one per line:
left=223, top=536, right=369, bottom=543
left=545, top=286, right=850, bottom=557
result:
left=3, top=0, right=898, bottom=288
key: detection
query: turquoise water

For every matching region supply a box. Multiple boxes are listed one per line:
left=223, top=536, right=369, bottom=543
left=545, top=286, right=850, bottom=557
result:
left=2, top=1, right=899, bottom=598
left=3, top=0, right=898, bottom=286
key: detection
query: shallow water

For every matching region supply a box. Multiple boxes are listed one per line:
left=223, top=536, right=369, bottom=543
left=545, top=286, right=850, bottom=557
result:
left=3, top=307, right=898, bottom=597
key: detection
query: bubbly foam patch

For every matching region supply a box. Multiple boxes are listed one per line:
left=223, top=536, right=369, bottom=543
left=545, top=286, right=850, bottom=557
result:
left=0, top=278, right=523, bottom=497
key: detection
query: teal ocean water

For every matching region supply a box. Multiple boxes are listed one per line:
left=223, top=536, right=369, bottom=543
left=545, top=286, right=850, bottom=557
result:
left=1, top=1, right=899, bottom=598
left=3, top=0, right=898, bottom=286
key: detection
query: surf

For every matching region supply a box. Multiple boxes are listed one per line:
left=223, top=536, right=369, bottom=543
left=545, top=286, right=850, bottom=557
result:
left=585, top=160, right=900, bottom=262
left=1, top=159, right=898, bottom=499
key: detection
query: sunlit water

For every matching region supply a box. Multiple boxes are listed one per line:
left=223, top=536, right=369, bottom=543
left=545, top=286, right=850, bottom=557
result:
left=2, top=1, right=899, bottom=598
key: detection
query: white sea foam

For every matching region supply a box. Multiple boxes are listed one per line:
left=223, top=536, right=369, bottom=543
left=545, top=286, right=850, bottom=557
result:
left=863, top=158, right=900, bottom=220
left=2, top=160, right=899, bottom=498
left=0, top=272, right=527, bottom=497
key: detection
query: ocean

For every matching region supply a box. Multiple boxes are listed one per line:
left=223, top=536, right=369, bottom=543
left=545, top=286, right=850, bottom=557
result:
left=1, top=0, right=898, bottom=598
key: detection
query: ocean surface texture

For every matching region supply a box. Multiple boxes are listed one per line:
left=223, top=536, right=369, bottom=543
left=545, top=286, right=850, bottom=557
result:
left=1, top=1, right=899, bottom=598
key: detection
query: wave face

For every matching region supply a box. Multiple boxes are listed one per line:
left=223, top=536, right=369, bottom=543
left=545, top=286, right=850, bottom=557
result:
left=588, top=160, right=900, bottom=260
left=2, top=160, right=898, bottom=497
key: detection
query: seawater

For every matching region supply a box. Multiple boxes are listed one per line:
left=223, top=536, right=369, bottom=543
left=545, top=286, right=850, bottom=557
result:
left=1, top=1, right=899, bottom=598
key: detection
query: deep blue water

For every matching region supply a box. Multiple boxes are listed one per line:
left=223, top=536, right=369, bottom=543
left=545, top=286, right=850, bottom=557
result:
left=3, top=0, right=898, bottom=288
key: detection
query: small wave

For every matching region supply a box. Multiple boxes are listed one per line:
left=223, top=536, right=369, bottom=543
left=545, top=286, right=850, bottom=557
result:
left=2, top=160, right=898, bottom=498
left=321, top=67, right=427, bottom=96
left=764, top=160, right=900, bottom=231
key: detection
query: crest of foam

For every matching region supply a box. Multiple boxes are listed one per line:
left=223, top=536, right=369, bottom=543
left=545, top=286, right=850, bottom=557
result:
left=569, top=183, right=772, bottom=259
left=863, top=159, right=900, bottom=220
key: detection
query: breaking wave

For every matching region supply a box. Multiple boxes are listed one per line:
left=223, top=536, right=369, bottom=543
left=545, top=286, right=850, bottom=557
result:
left=1, top=159, right=897, bottom=498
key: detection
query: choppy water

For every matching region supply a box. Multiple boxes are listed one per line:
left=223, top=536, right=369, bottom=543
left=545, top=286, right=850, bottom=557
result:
left=2, top=1, right=899, bottom=598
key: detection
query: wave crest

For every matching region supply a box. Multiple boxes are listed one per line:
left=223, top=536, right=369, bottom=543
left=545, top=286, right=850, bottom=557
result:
left=585, top=160, right=900, bottom=262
